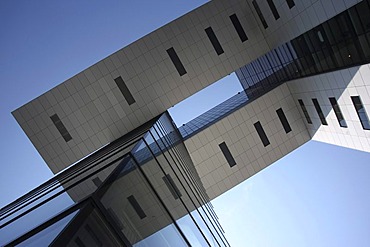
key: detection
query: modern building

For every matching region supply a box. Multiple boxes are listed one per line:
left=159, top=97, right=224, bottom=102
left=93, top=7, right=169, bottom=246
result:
left=1, top=0, right=370, bottom=246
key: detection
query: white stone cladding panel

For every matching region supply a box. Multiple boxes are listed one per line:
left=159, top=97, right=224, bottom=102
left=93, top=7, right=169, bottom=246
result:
left=12, top=0, right=269, bottom=173
left=184, top=83, right=310, bottom=200
left=12, top=0, right=358, bottom=173
left=287, top=64, right=370, bottom=153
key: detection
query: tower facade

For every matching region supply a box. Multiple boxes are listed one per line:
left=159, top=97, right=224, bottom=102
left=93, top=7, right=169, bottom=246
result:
left=2, top=0, right=370, bottom=246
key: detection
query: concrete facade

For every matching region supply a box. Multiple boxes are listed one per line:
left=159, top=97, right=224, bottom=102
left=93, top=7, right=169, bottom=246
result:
left=12, top=0, right=362, bottom=173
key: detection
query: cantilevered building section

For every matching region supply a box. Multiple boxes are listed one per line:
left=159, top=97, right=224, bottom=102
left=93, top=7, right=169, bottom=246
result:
left=2, top=0, right=370, bottom=246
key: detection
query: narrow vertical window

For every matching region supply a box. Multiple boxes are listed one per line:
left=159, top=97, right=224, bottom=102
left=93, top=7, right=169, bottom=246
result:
left=267, top=0, right=280, bottom=20
left=252, top=0, right=268, bottom=29
left=229, top=14, right=248, bottom=42
left=276, top=108, right=292, bottom=133
left=50, top=114, right=72, bottom=142
left=329, top=97, right=347, bottom=128
left=351, top=96, right=370, bottom=130
left=162, top=174, right=182, bottom=199
left=298, top=100, right=312, bottom=124
left=205, top=27, right=224, bottom=55
left=127, top=195, right=146, bottom=219
left=114, top=76, right=136, bottom=105
left=254, top=121, right=270, bottom=147
left=312, top=98, right=328, bottom=125
left=92, top=177, right=102, bottom=187
left=166, top=47, right=187, bottom=76
left=286, top=0, right=295, bottom=9
left=219, top=142, right=237, bottom=167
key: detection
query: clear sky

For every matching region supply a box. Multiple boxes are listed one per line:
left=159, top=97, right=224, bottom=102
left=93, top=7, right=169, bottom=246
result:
left=1, top=1, right=370, bottom=246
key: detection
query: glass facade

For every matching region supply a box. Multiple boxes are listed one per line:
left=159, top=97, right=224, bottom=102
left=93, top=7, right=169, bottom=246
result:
left=1, top=113, right=229, bottom=247
left=236, top=0, right=370, bottom=98
left=179, top=91, right=249, bottom=139
left=179, top=0, right=370, bottom=139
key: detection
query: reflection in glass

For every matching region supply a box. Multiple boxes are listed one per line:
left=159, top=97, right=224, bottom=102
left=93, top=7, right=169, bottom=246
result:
left=17, top=210, right=79, bottom=247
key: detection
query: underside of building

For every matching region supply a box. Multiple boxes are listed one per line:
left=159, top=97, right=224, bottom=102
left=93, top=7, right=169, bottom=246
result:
left=1, top=0, right=370, bottom=246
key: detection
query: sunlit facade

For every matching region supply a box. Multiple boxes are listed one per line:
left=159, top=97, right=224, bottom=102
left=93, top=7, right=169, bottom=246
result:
left=2, top=0, right=370, bottom=246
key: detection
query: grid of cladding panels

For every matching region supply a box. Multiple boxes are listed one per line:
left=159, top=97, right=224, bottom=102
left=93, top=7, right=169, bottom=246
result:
left=2, top=113, right=229, bottom=247
left=81, top=113, right=229, bottom=246
left=287, top=64, right=370, bottom=153
left=184, top=83, right=310, bottom=200
left=247, top=0, right=362, bottom=49
left=237, top=0, right=370, bottom=99
left=12, top=0, right=358, bottom=173
left=180, top=0, right=370, bottom=141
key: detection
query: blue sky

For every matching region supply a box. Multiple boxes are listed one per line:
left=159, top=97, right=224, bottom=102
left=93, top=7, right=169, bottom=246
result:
left=1, top=1, right=370, bottom=246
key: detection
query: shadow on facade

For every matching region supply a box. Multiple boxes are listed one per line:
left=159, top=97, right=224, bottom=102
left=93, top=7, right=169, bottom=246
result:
left=0, top=113, right=230, bottom=247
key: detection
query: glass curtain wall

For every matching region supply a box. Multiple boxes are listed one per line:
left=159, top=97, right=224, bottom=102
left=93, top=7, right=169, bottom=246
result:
left=179, top=0, right=370, bottom=139
left=236, top=0, right=370, bottom=97
left=2, top=113, right=228, bottom=247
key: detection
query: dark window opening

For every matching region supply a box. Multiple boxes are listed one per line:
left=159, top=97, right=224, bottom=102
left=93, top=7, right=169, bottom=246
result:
left=205, top=27, right=224, bottom=55
left=92, top=177, right=102, bottom=187
left=298, top=100, right=312, bottom=124
left=127, top=195, right=146, bottom=219
left=230, top=14, right=248, bottom=42
left=166, top=47, right=187, bottom=76
left=252, top=0, right=268, bottom=29
left=50, top=114, right=72, bottom=142
left=312, top=98, right=328, bottom=125
left=286, top=0, right=295, bottom=9
left=114, top=76, right=136, bottom=105
left=351, top=96, right=370, bottom=130
left=254, top=121, right=270, bottom=147
left=276, top=108, right=292, bottom=133
left=329, top=97, right=347, bottom=127
left=162, top=174, right=182, bottom=199
left=219, top=142, right=237, bottom=167
left=267, top=0, right=280, bottom=20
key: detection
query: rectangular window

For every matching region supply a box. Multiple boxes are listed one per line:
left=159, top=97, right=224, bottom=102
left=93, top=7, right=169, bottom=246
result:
left=92, top=177, right=102, bottom=187
left=252, top=0, right=268, bottom=29
left=219, top=142, right=236, bottom=167
left=276, top=108, right=292, bottom=133
left=329, top=97, right=347, bottom=128
left=167, top=47, right=187, bottom=76
left=50, top=114, right=72, bottom=142
left=229, top=14, right=248, bottom=42
left=286, top=0, right=295, bottom=9
left=298, top=99, right=312, bottom=124
left=254, top=121, right=270, bottom=147
left=127, top=195, right=146, bottom=219
left=351, top=96, right=370, bottom=130
left=114, top=76, right=136, bottom=105
left=267, top=0, right=280, bottom=20
left=162, top=174, right=182, bottom=199
left=205, top=27, right=224, bottom=55
left=312, top=98, right=328, bottom=125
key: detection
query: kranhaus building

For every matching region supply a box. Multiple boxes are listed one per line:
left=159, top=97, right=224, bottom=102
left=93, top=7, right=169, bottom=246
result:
left=1, top=0, right=370, bottom=246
